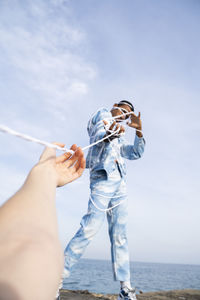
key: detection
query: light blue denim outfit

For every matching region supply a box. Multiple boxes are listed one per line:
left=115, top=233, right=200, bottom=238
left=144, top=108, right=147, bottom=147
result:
left=64, top=108, right=145, bottom=281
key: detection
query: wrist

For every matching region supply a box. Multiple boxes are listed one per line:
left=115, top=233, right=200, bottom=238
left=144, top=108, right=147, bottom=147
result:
left=136, top=125, right=142, bottom=131
left=136, top=128, right=143, bottom=137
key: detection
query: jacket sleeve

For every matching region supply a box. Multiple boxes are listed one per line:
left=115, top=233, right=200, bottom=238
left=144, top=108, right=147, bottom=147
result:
left=87, top=108, right=111, bottom=143
left=120, top=134, right=146, bottom=160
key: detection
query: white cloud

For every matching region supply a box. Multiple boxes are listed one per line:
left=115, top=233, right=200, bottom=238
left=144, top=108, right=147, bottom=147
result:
left=0, top=0, right=96, bottom=165
left=0, top=0, right=96, bottom=117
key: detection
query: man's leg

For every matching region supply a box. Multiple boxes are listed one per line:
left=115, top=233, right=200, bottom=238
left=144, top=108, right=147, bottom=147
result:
left=107, top=192, right=130, bottom=281
left=64, top=186, right=110, bottom=277
left=107, top=181, right=138, bottom=299
left=56, top=195, right=106, bottom=299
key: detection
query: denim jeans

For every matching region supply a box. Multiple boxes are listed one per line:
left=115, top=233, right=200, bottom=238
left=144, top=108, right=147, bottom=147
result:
left=64, top=165, right=130, bottom=281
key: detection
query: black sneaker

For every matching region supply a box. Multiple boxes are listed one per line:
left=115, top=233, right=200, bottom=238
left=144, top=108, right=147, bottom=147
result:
left=117, top=287, right=137, bottom=300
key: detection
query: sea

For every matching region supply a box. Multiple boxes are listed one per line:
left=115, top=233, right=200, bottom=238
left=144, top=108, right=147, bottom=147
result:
left=63, top=259, right=200, bottom=294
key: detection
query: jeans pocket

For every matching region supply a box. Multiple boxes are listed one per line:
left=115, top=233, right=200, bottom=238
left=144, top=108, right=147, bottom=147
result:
left=90, top=169, right=107, bottom=181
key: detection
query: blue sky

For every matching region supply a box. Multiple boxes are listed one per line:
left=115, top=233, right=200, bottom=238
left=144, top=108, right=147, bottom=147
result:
left=0, top=0, right=200, bottom=265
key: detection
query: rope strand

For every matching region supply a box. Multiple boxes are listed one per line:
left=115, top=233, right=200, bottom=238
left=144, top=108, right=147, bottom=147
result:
left=0, top=124, right=121, bottom=153
left=0, top=125, right=74, bottom=154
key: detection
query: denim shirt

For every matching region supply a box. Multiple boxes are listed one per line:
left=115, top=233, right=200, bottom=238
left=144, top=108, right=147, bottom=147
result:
left=86, top=107, right=145, bottom=178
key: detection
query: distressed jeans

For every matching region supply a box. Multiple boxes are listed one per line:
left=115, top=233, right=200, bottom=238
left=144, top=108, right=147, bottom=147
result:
left=64, top=166, right=130, bottom=281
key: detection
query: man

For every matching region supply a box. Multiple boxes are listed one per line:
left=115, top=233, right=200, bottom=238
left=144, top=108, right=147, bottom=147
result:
left=63, top=100, right=145, bottom=300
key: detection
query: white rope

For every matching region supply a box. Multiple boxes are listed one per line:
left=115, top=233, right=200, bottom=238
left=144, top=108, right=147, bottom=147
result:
left=92, top=191, right=127, bottom=199
left=89, top=195, right=125, bottom=212
left=105, top=109, right=133, bottom=121
left=82, top=126, right=120, bottom=151
left=0, top=107, right=142, bottom=153
left=0, top=125, right=74, bottom=154
left=0, top=124, right=122, bottom=153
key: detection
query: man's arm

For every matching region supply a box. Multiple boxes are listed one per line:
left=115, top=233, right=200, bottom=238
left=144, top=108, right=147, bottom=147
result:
left=120, top=111, right=145, bottom=160
left=87, top=108, right=111, bottom=143
left=0, top=143, right=85, bottom=300
left=120, top=134, right=145, bottom=160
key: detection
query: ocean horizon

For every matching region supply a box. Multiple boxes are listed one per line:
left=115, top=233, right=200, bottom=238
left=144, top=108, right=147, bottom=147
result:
left=63, top=258, right=200, bottom=294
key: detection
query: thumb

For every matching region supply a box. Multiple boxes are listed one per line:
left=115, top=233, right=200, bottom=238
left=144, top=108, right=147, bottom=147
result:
left=39, top=142, right=64, bottom=162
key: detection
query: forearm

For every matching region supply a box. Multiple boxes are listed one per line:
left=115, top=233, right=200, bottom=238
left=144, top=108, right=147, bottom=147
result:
left=120, top=134, right=145, bottom=159
left=0, top=234, right=63, bottom=300
left=0, top=164, right=63, bottom=300
left=0, top=164, right=58, bottom=238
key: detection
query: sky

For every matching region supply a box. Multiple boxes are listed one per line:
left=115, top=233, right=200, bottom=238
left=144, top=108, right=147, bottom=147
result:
left=0, top=0, right=200, bottom=265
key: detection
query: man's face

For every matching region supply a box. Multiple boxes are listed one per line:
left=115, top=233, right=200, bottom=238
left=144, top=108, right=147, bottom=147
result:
left=111, top=103, right=132, bottom=122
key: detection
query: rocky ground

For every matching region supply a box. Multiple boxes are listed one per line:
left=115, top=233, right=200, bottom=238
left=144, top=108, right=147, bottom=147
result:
left=59, top=289, right=200, bottom=300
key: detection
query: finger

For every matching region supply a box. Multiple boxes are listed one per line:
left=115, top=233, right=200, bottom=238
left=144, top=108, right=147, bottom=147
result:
left=109, top=121, right=116, bottom=131
left=138, top=112, right=141, bottom=118
left=71, top=148, right=85, bottom=172
left=56, top=151, right=71, bottom=163
left=71, top=149, right=84, bottom=173
left=71, top=162, right=85, bottom=181
left=75, top=156, right=86, bottom=177
left=71, top=154, right=86, bottom=179
left=131, top=112, right=136, bottom=119
left=119, top=125, right=125, bottom=134
left=63, top=144, right=77, bottom=159
left=66, top=144, right=77, bottom=157
left=75, top=147, right=84, bottom=158
left=65, top=145, right=81, bottom=167
left=39, top=141, right=63, bottom=162
left=56, top=144, right=76, bottom=163
left=115, top=123, right=121, bottom=133
left=70, top=144, right=77, bottom=152
left=103, top=120, right=108, bottom=125
left=80, top=155, right=86, bottom=169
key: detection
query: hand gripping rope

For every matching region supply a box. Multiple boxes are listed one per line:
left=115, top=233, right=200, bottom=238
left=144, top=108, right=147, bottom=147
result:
left=0, top=107, right=142, bottom=212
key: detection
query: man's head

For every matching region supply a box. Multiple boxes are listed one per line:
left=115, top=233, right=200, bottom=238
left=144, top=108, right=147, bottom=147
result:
left=111, top=100, right=134, bottom=121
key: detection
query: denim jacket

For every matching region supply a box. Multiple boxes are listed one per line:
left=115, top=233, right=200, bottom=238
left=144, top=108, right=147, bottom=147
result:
left=86, top=108, right=145, bottom=178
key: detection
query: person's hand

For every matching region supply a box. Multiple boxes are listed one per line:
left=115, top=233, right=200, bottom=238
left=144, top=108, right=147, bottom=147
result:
left=103, top=120, right=125, bottom=135
left=39, top=143, right=86, bottom=187
left=102, top=120, right=125, bottom=142
left=126, top=112, right=142, bottom=130
left=127, top=112, right=143, bottom=137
